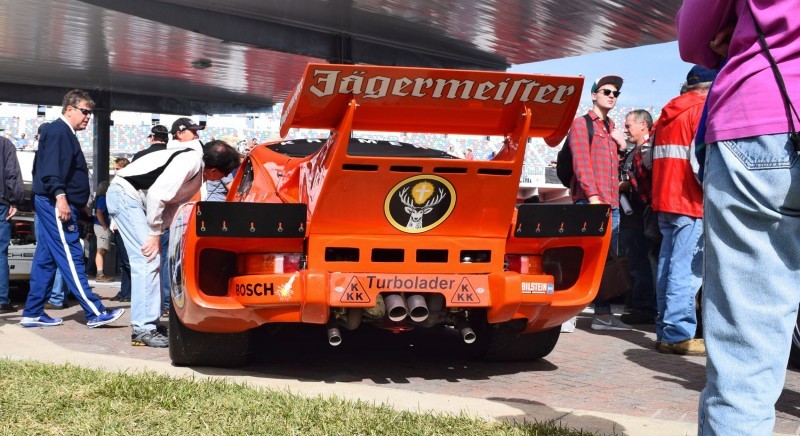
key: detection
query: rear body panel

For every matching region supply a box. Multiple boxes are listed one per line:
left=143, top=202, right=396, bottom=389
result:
left=170, top=63, right=608, bottom=338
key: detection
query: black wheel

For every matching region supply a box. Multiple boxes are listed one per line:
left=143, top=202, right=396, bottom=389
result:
left=169, top=305, right=250, bottom=367
left=472, top=318, right=561, bottom=362
left=790, top=307, right=800, bottom=368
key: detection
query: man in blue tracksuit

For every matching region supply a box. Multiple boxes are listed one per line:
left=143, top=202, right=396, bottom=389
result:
left=21, top=89, right=124, bottom=328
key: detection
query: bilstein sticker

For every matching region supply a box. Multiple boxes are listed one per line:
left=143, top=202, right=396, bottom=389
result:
left=384, top=175, right=456, bottom=233
left=522, top=282, right=554, bottom=294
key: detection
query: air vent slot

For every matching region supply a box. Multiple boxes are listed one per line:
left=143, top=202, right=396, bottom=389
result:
left=416, top=249, right=448, bottom=263
left=342, top=164, right=378, bottom=171
left=477, top=168, right=512, bottom=176
left=325, top=247, right=360, bottom=262
left=390, top=166, right=422, bottom=172
left=434, top=167, right=467, bottom=174
left=371, top=248, right=405, bottom=262
left=460, top=250, right=491, bottom=263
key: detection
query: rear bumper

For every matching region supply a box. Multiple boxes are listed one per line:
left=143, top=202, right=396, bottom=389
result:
left=176, top=270, right=595, bottom=333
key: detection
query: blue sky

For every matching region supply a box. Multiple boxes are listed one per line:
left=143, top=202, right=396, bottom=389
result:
left=509, top=41, right=694, bottom=111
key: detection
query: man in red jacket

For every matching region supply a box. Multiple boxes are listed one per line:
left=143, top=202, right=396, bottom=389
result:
left=650, top=65, right=716, bottom=356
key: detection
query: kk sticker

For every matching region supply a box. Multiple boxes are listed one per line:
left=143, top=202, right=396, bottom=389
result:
left=384, top=175, right=456, bottom=233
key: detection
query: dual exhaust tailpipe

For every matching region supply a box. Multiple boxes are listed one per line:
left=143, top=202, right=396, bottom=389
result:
left=384, top=293, right=429, bottom=323
left=326, top=294, right=476, bottom=346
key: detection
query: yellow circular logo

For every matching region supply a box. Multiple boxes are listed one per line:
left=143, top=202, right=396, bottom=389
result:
left=384, top=175, right=456, bottom=233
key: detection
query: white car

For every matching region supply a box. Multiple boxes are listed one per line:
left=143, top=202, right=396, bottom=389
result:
left=8, top=213, right=35, bottom=281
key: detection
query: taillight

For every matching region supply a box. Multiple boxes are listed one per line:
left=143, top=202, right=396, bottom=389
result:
left=238, top=253, right=302, bottom=274
left=505, top=254, right=543, bottom=274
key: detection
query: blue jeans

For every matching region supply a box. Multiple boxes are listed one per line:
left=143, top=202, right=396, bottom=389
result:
left=0, top=204, right=10, bottom=305
left=113, top=230, right=131, bottom=300
left=595, top=207, right=620, bottom=315
left=575, top=201, right=619, bottom=316
left=107, top=185, right=161, bottom=333
left=655, top=212, right=702, bottom=344
left=698, top=134, right=800, bottom=435
left=620, top=207, right=657, bottom=317
left=34, top=214, right=66, bottom=305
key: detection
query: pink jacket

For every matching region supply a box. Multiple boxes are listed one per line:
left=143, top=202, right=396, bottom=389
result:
left=676, top=0, right=800, bottom=143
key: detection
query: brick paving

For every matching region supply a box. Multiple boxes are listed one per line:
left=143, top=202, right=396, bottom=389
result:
left=3, top=281, right=800, bottom=434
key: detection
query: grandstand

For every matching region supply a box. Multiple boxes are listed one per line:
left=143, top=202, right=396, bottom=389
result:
left=1, top=101, right=661, bottom=183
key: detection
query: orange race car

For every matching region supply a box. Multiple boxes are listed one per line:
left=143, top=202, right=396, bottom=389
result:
left=167, top=63, right=612, bottom=367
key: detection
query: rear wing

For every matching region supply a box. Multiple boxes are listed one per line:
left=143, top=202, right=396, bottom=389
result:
left=280, top=64, right=583, bottom=146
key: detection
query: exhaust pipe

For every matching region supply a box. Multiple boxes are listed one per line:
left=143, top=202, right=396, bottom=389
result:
left=406, top=294, right=429, bottom=322
left=340, top=308, right=362, bottom=331
left=455, top=316, right=477, bottom=344
left=326, top=319, right=342, bottom=346
left=384, top=293, right=408, bottom=322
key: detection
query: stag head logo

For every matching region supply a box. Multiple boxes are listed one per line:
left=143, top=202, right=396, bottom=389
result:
left=385, top=175, right=456, bottom=234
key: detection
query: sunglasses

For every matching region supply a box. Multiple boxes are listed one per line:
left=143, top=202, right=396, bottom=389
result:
left=71, top=106, right=93, bottom=116
left=596, top=89, right=621, bottom=98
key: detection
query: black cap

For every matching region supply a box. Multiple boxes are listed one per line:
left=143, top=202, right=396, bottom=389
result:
left=591, top=75, right=624, bottom=93
left=170, top=117, right=205, bottom=135
left=151, top=124, right=169, bottom=136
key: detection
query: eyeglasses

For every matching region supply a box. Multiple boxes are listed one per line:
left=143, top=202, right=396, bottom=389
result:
left=71, top=106, right=93, bottom=116
left=596, top=89, right=621, bottom=98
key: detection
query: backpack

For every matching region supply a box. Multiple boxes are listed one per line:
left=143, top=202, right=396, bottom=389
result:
left=556, top=113, right=594, bottom=187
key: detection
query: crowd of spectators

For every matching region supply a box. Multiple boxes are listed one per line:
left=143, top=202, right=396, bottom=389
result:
left=1, top=102, right=660, bottom=187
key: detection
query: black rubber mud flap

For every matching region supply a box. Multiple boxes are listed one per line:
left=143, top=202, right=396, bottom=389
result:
left=169, top=305, right=251, bottom=368
left=472, top=319, right=561, bottom=362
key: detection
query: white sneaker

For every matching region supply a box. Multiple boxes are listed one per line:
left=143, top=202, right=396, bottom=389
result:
left=591, top=316, right=632, bottom=331
left=561, top=316, right=577, bottom=333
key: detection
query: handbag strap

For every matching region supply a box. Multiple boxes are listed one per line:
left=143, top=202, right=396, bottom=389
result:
left=746, top=0, right=800, bottom=151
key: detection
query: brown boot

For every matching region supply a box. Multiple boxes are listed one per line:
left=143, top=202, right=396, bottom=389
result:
left=657, top=338, right=706, bottom=356
left=96, top=274, right=113, bottom=283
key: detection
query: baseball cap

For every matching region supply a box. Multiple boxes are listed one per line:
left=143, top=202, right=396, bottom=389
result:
left=591, top=75, right=624, bottom=93
left=170, top=117, right=205, bottom=135
left=686, top=65, right=717, bottom=86
left=149, top=124, right=169, bottom=141
left=151, top=124, right=169, bottom=136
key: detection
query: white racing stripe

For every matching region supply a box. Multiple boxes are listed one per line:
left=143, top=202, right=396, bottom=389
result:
left=52, top=205, right=101, bottom=316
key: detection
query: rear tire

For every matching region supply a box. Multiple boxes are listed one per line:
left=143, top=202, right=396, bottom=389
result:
left=169, top=305, right=250, bottom=367
left=473, top=319, right=561, bottom=362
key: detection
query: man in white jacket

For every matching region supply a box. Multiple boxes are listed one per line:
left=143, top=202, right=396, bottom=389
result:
left=107, top=139, right=239, bottom=347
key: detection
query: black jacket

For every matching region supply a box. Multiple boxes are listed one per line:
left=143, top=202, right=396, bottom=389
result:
left=132, top=142, right=167, bottom=161
left=0, top=136, right=24, bottom=206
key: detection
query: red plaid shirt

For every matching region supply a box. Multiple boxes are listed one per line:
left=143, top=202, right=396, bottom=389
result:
left=630, top=141, right=652, bottom=204
left=568, top=111, right=620, bottom=208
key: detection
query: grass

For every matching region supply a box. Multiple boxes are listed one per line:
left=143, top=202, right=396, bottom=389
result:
left=0, top=359, right=598, bottom=435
